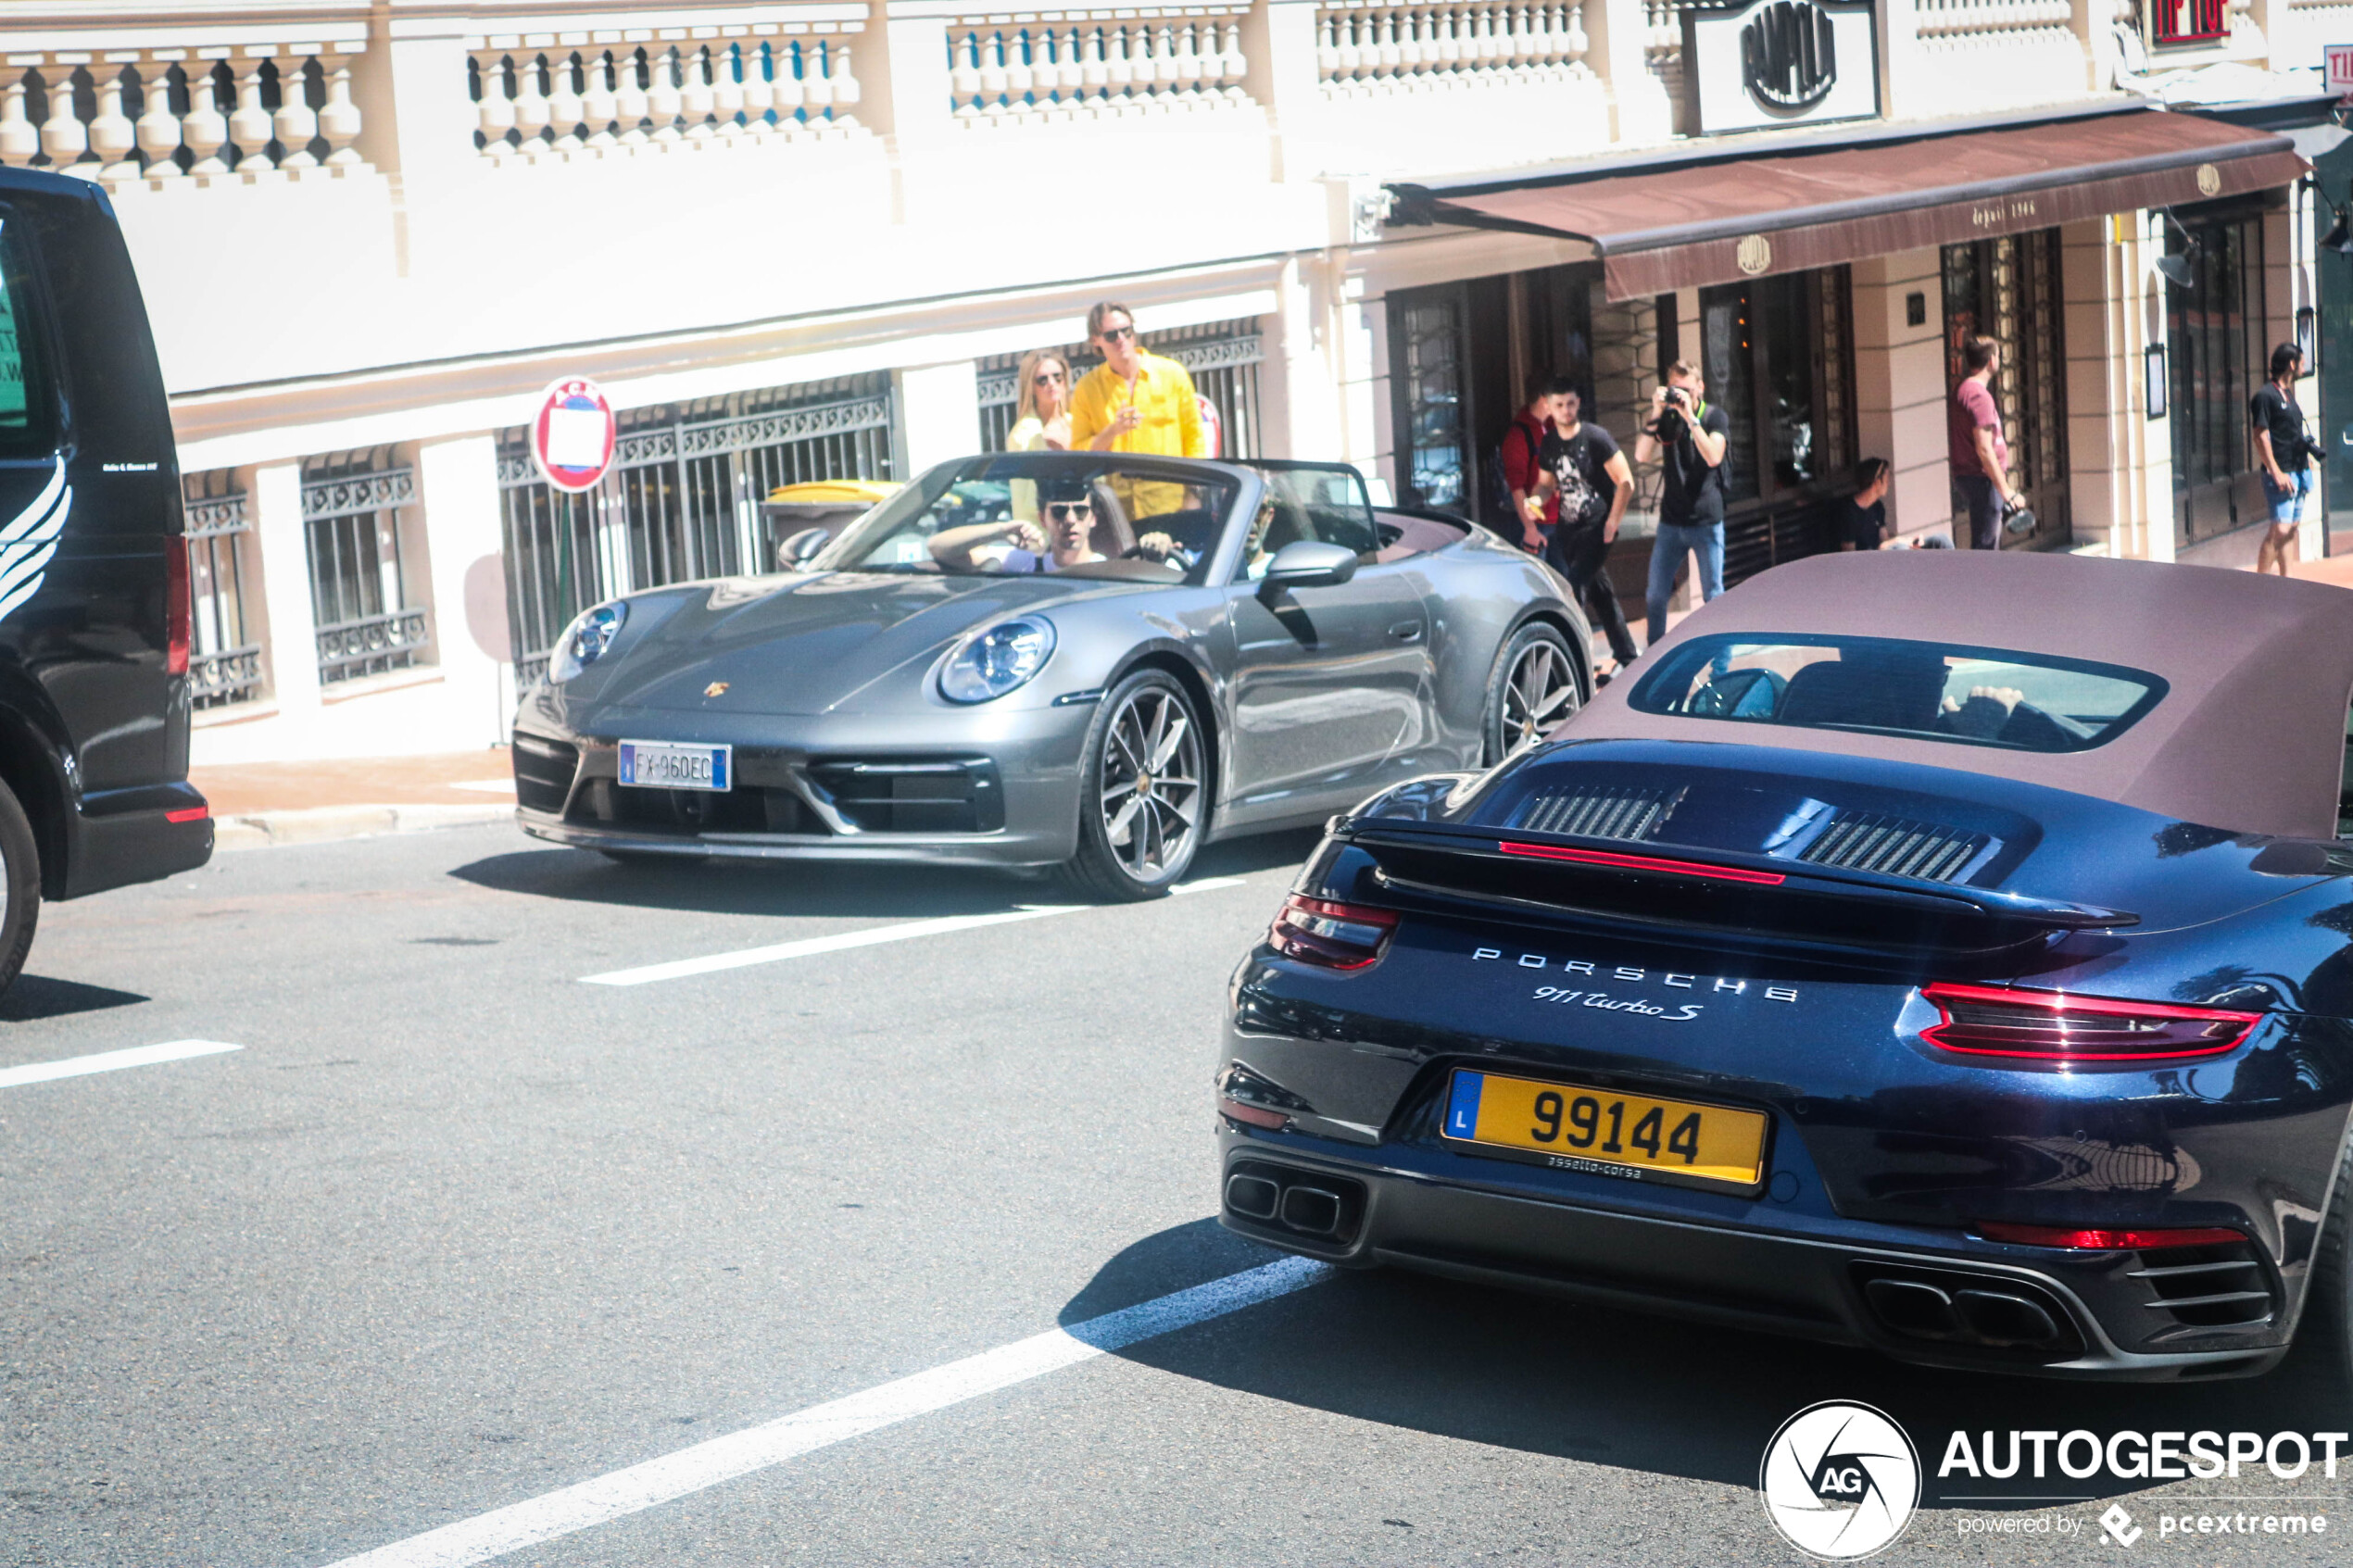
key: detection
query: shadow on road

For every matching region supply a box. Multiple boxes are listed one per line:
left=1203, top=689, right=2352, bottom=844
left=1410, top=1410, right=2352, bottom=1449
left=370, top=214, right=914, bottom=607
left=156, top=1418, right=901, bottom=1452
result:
left=0, top=974, right=148, bottom=1022
left=1066, top=1220, right=2338, bottom=1506
left=447, top=828, right=1323, bottom=919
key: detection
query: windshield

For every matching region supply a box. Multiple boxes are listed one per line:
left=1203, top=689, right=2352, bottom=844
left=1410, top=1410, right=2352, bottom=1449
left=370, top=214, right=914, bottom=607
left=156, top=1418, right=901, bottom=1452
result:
left=812, top=455, right=1237, bottom=583
left=1627, top=633, right=2167, bottom=754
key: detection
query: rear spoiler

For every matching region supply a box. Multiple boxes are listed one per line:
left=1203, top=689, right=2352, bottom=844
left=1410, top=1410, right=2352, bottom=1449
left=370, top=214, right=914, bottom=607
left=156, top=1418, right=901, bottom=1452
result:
left=1341, top=822, right=2137, bottom=959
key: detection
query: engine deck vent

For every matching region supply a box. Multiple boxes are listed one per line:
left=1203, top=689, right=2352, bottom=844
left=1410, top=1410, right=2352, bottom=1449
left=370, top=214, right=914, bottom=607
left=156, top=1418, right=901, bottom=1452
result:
left=1799, top=809, right=1988, bottom=883
left=1515, top=784, right=1687, bottom=843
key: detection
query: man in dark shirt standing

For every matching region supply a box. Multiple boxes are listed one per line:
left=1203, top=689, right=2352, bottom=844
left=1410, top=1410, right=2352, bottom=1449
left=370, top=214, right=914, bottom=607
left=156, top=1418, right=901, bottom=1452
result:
left=1632, top=359, right=1730, bottom=647
left=1538, top=388, right=1638, bottom=672
left=2251, top=341, right=2313, bottom=578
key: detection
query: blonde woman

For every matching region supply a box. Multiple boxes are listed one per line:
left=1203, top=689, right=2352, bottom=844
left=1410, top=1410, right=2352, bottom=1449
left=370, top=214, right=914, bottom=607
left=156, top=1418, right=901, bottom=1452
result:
left=1005, top=351, right=1073, bottom=452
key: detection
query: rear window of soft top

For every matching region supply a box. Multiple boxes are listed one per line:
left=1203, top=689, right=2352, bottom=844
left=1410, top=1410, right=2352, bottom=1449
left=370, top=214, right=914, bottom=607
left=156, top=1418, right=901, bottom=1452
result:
left=1626, top=633, right=2167, bottom=754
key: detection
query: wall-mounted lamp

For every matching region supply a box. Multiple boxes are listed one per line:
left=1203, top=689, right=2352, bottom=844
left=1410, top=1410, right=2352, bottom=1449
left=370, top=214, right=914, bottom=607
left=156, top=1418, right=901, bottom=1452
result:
left=2153, top=210, right=2197, bottom=289
left=2145, top=342, right=2168, bottom=420
left=2326, top=205, right=2353, bottom=256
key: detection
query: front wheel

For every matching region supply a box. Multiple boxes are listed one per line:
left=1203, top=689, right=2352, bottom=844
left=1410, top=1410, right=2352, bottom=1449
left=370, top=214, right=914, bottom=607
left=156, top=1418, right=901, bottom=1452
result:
left=1481, top=621, right=1582, bottom=766
left=0, top=775, right=41, bottom=996
left=1064, top=669, right=1207, bottom=901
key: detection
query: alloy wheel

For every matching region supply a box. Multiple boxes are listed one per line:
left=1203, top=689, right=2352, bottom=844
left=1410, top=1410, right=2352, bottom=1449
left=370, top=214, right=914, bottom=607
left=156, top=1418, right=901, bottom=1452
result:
left=1099, top=684, right=1204, bottom=881
left=1500, top=639, right=1578, bottom=756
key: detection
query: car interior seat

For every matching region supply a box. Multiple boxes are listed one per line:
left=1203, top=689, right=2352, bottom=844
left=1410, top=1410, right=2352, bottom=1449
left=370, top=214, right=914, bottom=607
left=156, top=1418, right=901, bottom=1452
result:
left=1088, top=481, right=1137, bottom=558
left=1776, top=657, right=1944, bottom=733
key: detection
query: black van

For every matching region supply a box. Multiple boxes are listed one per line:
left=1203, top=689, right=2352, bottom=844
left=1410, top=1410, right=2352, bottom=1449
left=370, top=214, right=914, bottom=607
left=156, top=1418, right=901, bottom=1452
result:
left=0, top=167, right=210, bottom=991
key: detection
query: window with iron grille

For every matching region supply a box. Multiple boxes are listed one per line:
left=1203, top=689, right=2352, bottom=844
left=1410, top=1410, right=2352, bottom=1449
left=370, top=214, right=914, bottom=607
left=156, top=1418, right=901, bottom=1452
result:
left=183, top=469, right=263, bottom=709
left=977, top=318, right=1264, bottom=457
left=497, top=373, right=895, bottom=689
left=300, top=447, right=430, bottom=684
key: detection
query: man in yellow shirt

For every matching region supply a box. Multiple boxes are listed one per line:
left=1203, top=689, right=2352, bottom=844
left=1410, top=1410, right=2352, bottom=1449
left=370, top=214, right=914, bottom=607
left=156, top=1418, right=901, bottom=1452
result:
left=1068, top=302, right=1209, bottom=460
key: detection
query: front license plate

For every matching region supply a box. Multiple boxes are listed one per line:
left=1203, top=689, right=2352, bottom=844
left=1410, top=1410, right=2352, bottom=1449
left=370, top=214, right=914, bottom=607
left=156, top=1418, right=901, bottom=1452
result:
left=1441, top=1069, right=1767, bottom=1189
left=618, top=740, right=731, bottom=792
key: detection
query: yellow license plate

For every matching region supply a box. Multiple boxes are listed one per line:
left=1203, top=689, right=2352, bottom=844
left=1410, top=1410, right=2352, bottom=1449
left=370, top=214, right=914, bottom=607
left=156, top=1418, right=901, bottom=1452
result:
left=1441, top=1069, right=1768, bottom=1188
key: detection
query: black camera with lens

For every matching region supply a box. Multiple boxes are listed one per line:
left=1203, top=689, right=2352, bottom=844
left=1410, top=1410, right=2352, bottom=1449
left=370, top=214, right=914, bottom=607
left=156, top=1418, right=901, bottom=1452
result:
left=1650, top=385, right=1692, bottom=443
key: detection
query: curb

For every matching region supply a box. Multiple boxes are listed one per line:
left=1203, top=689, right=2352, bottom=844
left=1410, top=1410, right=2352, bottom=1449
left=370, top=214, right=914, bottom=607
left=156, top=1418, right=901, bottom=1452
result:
left=212, top=802, right=517, bottom=852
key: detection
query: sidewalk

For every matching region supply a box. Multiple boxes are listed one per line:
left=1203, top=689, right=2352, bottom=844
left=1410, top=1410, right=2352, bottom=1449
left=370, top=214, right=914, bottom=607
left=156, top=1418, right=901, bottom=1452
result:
left=190, top=748, right=517, bottom=850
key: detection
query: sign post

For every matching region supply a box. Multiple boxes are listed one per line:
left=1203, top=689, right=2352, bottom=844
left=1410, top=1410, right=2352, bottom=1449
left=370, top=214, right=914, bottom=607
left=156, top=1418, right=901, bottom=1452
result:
left=530, top=378, right=617, bottom=494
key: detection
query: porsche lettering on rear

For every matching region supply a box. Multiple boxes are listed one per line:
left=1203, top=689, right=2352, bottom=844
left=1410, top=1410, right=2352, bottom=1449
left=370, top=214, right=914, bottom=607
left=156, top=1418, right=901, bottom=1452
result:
left=1470, top=946, right=1799, bottom=1002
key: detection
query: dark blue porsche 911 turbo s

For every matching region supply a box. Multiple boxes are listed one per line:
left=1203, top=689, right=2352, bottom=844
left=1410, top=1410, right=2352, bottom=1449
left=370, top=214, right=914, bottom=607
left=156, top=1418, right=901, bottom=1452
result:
left=1216, top=548, right=2353, bottom=1385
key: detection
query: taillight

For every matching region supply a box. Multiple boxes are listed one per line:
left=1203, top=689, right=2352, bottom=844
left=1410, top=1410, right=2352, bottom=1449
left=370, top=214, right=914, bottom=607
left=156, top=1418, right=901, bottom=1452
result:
left=1919, top=982, right=2260, bottom=1063
left=1268, top=894, right=1398, bottom=971
left=166, top=537, right=191, bottom=676
left=1974, top=1222, right=2246, bottom=1250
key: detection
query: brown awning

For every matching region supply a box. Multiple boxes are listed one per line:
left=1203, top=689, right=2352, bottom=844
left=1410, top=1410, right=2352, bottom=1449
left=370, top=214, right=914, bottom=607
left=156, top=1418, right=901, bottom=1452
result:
left=1393, top=107, right=2308, bottom=300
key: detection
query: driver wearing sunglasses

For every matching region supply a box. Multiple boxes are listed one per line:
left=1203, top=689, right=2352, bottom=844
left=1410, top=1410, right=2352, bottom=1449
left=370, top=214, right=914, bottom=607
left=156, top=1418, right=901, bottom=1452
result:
left=929, top=481, right=1110, bottom=573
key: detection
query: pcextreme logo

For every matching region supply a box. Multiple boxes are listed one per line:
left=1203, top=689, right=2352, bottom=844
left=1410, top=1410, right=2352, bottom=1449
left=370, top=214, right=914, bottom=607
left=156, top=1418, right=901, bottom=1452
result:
left=1760, top=1401, right=1921, bottom=1560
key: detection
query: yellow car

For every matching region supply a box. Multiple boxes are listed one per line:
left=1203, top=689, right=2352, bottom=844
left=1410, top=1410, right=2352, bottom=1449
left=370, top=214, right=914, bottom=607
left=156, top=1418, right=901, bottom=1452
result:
left=763, top=479, right=900, bottom=570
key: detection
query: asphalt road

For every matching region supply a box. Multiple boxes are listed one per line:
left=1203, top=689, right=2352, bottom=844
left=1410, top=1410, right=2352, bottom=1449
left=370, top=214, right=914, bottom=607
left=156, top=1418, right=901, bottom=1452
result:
left=5, top=822, right=2350, bottom=1567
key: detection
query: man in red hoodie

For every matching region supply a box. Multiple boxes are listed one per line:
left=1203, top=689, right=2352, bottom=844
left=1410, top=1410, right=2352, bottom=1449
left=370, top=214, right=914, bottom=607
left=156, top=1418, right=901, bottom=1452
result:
left=1499, top=374, right=1568, bottom=553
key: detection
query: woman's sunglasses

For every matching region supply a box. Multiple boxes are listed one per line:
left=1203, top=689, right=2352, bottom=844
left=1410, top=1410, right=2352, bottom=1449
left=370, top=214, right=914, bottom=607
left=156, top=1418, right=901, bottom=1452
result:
left=1034, top=369, right=1065, bottom=383
left=1046, top=502, right=1094, bottom=521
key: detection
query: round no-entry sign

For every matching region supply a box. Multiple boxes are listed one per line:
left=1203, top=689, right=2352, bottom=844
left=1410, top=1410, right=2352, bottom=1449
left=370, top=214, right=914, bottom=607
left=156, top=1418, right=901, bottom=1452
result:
left=531, top=378, right=616, bottom=493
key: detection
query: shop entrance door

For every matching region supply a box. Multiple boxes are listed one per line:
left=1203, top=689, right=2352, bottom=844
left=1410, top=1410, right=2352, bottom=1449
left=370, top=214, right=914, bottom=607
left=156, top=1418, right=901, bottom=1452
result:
left=1942, top=232, right=2070, bottom=549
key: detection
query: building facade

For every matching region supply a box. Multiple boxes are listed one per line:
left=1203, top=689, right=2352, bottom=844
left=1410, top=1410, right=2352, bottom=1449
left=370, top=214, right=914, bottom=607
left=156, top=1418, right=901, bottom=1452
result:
left=0, top=0, right=2333, bottom=761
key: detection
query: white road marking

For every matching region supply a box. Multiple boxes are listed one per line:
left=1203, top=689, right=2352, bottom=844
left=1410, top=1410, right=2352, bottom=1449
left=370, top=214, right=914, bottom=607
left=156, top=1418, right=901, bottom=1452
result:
left=447, top=779, right=518, bottom=795
left=578, top=874, right=1252, bottom=986
left=0, top=1039, right=243, bottom=1089
left=318, top=1254, right=1330, bottom=1568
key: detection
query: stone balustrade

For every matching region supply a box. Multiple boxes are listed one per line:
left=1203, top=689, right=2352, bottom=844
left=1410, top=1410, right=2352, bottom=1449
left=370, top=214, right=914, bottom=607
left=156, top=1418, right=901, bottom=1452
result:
left=1914, top=0, right=2076, bottom=36
left=944, top=9, right=1252, bottom=125
left=0, top=41, right=367, bottom=185
left=468, top=22, right=865, bottom=160
left=1315, top=2, right=1590, bottom=94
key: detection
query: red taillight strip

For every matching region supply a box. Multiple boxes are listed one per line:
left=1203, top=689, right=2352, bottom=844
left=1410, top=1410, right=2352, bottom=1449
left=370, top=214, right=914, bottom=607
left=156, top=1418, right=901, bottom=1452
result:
left=165, top=805, right=208, bottom=824
left=1919, top=981, right=2261, bottom=1061
left=1496, top=840, right=1787, bottom=886
left=1974, top=1222, right=2246, bottom=1251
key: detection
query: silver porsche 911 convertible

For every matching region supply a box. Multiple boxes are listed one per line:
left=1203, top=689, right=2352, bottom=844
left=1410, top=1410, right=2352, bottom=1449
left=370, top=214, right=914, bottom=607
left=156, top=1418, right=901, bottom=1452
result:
left=510, top=452, right=1591, bottom=898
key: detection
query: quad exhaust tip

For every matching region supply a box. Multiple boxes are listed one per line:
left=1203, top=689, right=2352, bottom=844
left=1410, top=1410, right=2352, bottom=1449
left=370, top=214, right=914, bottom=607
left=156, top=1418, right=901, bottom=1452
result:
left=1859, top=1272, right=2073, bottom=1354
left=1224, top=1160, right=1365, bottom=1244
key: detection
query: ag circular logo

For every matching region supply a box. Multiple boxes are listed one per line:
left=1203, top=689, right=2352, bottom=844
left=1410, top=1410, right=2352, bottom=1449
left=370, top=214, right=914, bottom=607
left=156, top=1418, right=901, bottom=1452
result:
left=2196, top=161, right=2221, bottom=197
left=1736, top=232, right=1774, bottom=276
left=1759, top=1400, right=1919, bottom=1560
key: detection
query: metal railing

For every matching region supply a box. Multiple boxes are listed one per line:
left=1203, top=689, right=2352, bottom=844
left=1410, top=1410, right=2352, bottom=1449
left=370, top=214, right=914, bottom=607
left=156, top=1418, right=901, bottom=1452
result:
left=497, top=374, right=896, bottom=690
left=184, top=470, right=264, bottom=709
left=300, top=452, right=428, bottom=684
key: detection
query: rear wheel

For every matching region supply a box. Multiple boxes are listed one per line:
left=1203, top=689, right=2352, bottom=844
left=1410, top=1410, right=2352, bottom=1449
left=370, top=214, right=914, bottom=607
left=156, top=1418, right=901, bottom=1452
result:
left=0, top=776, right=41, bottom=995
left=2289, top=1133, right=2353, bottom=1409
left=1482, top=622, right=1582, bottom=766
left=1064, top=669, right=1206, bottom=901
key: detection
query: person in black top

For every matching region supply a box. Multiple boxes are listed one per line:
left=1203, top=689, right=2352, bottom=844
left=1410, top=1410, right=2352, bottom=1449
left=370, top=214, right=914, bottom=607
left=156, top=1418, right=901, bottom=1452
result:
left=1839, top=458, right=1892, bottom=551
left=2252, top=341, right=2314, bottom=578
left=1537, top=389, right=1638, bottom=671
left=1632, top=359, right=1730, bottom=646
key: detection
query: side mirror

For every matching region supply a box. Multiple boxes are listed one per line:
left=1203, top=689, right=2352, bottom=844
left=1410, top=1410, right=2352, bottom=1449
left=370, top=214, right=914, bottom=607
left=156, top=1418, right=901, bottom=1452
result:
left=1259, top=540, right=1358, bottom=593
left=776, top=526, right=830, bottom=571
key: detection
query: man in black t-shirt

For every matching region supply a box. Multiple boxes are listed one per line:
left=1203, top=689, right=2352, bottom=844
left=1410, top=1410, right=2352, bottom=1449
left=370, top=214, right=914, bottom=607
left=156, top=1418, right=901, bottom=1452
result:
left=2252, top=341, right=2314, bottom=578
left=1632, top=360, right=1730, bottom=647
left=1537, top=390, right=1637, bottom=669
left=1839, top=458, right=1892, bottom=550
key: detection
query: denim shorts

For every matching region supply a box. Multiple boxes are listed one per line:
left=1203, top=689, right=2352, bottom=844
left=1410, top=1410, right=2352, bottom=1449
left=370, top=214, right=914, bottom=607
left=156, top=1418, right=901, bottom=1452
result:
left=2265, top=467, right=2314, bottom=527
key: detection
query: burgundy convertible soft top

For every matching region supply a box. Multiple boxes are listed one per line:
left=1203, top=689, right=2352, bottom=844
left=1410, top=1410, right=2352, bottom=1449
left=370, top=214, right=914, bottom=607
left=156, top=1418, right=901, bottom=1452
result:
left=1562, top=550, right=2353, bottom=840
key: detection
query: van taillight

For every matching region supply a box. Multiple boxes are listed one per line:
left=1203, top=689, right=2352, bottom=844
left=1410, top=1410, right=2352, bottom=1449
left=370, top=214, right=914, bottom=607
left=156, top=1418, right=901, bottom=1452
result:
left=1919, top=982, right=2260, bottom=1063
left=1269, top=894, right=1398, bottom=971
left=166, top=538, right=190, bottom=676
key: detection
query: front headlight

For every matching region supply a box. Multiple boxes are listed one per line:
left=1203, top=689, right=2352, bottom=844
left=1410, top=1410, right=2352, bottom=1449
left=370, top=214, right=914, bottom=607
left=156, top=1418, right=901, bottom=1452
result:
left=939, top=616, right=1056, bottom=704
left=547, top=602, right=627, bottom=684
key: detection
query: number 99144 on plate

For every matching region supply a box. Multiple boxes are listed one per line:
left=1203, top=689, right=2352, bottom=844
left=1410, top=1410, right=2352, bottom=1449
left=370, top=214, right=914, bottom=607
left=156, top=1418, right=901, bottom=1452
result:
left=1441, top=1069, right=1768, bottom=1190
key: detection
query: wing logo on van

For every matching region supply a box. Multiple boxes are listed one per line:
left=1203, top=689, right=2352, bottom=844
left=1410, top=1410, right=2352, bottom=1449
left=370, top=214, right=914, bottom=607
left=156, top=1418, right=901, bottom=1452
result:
left=0, top=458, right=69, bottom=625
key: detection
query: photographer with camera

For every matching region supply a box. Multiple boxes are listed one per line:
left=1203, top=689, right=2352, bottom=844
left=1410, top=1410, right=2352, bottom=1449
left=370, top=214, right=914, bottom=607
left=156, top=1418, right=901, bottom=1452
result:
left=1632, top=360, right=1730, bottom=647
left=2252, top=341, right=2316, bottom=578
